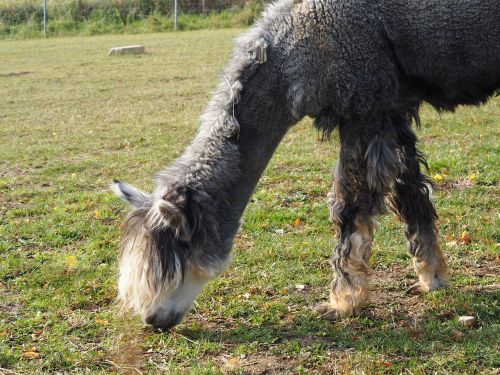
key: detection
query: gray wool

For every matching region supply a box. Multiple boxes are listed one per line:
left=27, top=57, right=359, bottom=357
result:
left=115, top=0, right=500, bottom=282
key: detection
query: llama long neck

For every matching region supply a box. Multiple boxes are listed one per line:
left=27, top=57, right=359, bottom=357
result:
left=216, top=61, right=294, bottom=239
left=156, top=36, right=295, bottom=251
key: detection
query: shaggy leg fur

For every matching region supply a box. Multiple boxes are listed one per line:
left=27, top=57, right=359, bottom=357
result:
left=388, top=118, right=449, bottom=292
left=320, top=118, right=401, bottom=318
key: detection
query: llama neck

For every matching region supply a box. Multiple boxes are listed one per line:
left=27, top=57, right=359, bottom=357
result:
left=155, top=32, right=297, bottom=254
left=218, top=68, right=294, bottom=237
left=158, top=58, right=294, bottom=248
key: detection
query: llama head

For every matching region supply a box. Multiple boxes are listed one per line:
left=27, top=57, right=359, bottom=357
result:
left=111, top=180, right=230, bottom=330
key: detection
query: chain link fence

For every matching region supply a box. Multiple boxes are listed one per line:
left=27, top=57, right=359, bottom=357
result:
left=0, top=0, right=257, bottom=30
left=178, top=0, right=246, bottom=14
left=0, top=0, right=264, bottom=36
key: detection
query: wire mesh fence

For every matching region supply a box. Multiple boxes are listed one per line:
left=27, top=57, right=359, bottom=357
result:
left=0, top=0, right=261, bottom=35
left=0, top=0, right=251, bottom=21
left=178, top=0, right=246, bottom=14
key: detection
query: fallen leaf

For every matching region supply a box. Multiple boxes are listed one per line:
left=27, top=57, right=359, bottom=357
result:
left=65, top=255, right=78, bottom=269
left=225, top=357, right=241, bottom=370
left=411, top=330, right=422, bottom=339
left=248, top=286, right=261, bottom=293
left=460, top=231, right=472, bottom=245
left=21, top=347, right=41, bottom=359
left=95, top=318, right=109, bottom=326
left=452, top=329, right=464, bottom=339
left=285, top=314, right=297, bottom=323
left=446, top=240, right=458, bottom=248
left=31, top=329, right=43, bottom=340
left=433, top=174, right=444, bottom=182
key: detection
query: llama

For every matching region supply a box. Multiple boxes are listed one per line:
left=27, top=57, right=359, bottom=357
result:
left=112, top=0, right=500, bottom=329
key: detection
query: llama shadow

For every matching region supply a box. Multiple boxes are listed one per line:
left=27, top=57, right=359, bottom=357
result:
left=176, top=287, right=498, bottom=358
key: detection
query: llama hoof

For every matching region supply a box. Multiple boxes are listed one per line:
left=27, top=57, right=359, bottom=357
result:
left=405, top=275, right=450, bottom=295
left=320, top=310, right=340, bottom=321
left=404, top=282, right=424, bottom=295
left=418, top=273, right=450, bottom=293
left=314, top=303, right=340, bottom=321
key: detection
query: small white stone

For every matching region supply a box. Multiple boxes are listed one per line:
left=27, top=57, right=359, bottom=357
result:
left=458, top=316, right=475, bottom=326
left=109, top=45, right=145, bottom=56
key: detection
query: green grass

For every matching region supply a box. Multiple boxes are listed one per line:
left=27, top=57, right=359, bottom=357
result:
left=1, top=30, right=499, bottom=374
left=0, top=10, right=258, bottom=39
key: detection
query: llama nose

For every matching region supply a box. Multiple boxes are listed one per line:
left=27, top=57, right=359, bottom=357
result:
left=145, top=314, right=156, bottom=325
left=145, top=312, right=183, bottom=331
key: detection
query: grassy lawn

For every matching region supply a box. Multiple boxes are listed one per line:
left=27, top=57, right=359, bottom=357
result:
left=0, top=30, right=499, bottom=374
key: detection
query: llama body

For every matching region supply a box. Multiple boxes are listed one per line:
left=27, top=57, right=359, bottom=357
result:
left=113, top=0, right=500, bottom=329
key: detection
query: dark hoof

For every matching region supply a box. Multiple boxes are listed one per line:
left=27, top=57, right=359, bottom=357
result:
left=404, top=282, right=423, bottom=295
left=314, top=303, right=340, bottom=321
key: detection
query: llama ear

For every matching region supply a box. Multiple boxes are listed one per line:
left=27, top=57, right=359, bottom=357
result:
left=147, top=187, right=218, bottom=244
left=147, top=198, right=187, bottom=237
left=111, top=180, right=151, bottom=208
left=146, top=187, right=190, bottom=237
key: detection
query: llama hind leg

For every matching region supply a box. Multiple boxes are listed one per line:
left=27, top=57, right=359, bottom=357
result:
left=408, top=229, right=449, bottom=292
left=392, top=183, right=449, bottom=292
left=389, top=124, right=449, bottom=292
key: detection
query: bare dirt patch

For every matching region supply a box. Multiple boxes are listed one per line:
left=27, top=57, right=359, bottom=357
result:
left=368, top=263, right=427, bottom=320
left=221, top=353, right=299, bottom=374
left=368, top=259, right=499, bottom=323
left=110, top=328, right=147, bottom=374
left=438, top=178, right=474, bottom=192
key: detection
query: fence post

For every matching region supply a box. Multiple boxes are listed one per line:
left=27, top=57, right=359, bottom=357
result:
left=43, top=0, right=47, bottom=35
left=174, top=0, right=178, bottom=30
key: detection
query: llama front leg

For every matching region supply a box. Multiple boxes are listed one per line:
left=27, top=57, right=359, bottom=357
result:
left=319, top=131, right=397, bottom=318
left=388, top=127, right=449, bottom=292
left=317, top=117, right=404, bottom=319
left=320, top=165, right=383, bottom=318
left=327, top=209, right=376, bottom=316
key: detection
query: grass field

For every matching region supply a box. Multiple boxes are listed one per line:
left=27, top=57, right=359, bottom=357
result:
left=0, top=30, right=499, bottom=374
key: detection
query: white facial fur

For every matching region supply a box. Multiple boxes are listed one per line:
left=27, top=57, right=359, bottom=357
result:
left=118, top=236, right=232, bottom=330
